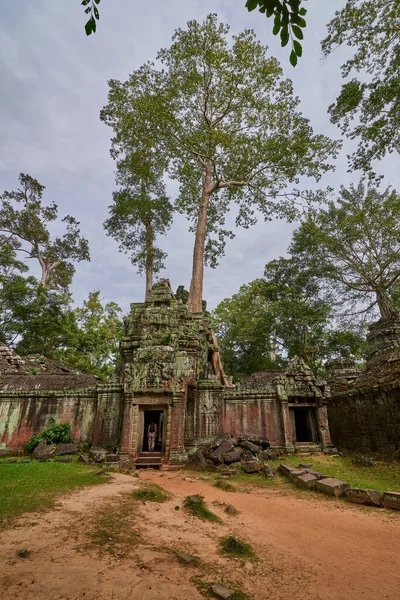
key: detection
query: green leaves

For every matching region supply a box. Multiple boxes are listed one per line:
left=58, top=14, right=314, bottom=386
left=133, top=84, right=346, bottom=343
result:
left=82, top=0, right=100, bottom=36
left=245, top=0, right=306, bottom=65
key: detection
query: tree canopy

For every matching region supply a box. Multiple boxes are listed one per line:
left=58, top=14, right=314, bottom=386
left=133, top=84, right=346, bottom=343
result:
left=102, top=14, right=339, bottom=313
left=0, top=174, right=90, bottom=290
left=323, top=0, right=400, bottom=176
left=291, top=182, right=400, bottom=321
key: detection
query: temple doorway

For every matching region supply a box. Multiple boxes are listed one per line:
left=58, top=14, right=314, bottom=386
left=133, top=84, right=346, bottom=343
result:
left=141, top=409, right=165, bottom=453
left=290, top=407, right=319, bottom=443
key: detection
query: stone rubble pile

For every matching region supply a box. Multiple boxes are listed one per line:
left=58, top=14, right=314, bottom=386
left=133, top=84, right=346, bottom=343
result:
left=187, top=434, right=280, bottom=478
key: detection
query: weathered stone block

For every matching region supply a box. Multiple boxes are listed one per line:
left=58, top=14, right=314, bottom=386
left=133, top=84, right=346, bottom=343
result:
left=277, top=463, right=298, bottom=477
left=77, top=454, right=89, bottom=464
left=223, top=447, right=244, bottom=464
left=105, top=453, right=120, bottom=463
left=383, top=492, right=400, bottom=510
left=294, top=473, right=318, bottom=488
left=210, top=584, right=235, bottom=599
left=187, top=449, right=207, bottom=471
left=242, top=441, right=261, bottom=454
left=315, top=477, right=350, bottom=497
left=33, top=442, right=56, bottom=460
left=303, top=468, right=326, bottom=479
left=242, top=460, right=263, bottom=473
left=345, top=488, right=383, bottom=507
left=54, top=456, right=73, bottom=463
left=89, top=447, right=107, bottom=462
left=263, top=464, right=278, bottom=480
left=55, top=443, right=78, bottom=456
left=210, top=439, right=234, bottom=464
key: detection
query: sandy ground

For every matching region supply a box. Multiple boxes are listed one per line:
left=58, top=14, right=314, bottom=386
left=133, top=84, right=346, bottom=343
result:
left=0, top=469, right=399, bottom=600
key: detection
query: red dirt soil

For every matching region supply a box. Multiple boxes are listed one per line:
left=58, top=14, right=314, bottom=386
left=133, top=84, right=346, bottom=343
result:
left=0, top=469, right=399, bottom=600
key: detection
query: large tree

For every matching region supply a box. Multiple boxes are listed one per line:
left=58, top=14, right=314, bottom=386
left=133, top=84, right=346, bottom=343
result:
left=102, top=14, right=339, bottom=313
left=0, top=173, right=90, bottom=289
left=323, top=0, right=400, bottom=176
left=103, top=86, right=173, bottom=300
left=291, top=182, right=400, bottom=320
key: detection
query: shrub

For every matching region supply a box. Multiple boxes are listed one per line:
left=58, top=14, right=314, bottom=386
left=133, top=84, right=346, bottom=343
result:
left=24, top=418, right=72, bottom=453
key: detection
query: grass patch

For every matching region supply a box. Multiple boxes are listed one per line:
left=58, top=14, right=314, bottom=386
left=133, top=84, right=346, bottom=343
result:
left=213, top=478, right=235, bottom=492
left=183, top=494, right=222, bottom=523
left=191, top=575, right=252, bottom=600
left=219, top=535, right=256, bottom=560
left=0, top=460, right=108, bottom=529
left=271, top=454, right=400, bottom=492
left=85, top=494, right=141, bottom=556
left=131, top=482, right=171, bottom=503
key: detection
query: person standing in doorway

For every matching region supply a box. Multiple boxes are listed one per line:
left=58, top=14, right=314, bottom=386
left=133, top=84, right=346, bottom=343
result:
left=147, top=421, right=157, bottom=452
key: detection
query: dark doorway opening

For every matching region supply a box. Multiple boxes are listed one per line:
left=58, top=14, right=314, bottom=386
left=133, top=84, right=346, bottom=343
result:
left=293, top=407, right=318, bottom=443
left=143, top=410, right=163, bottom=452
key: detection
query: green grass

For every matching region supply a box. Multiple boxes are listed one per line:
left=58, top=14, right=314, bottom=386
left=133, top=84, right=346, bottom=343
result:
left=0, top=459, right=108, bottom=528
left=131, top=482, right=171, bottom=503
left=219, top=535, right=256, bottom=560
left=183, top=494, right=222, bottom=523
left=271, top=454, right=400, bottom=493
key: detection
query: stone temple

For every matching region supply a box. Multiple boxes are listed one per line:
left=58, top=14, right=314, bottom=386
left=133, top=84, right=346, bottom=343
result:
left=0, top=280, right=337, bottom=465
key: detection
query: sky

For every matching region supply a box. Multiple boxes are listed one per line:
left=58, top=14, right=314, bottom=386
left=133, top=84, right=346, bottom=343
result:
left=0, top=0, right=398, bottom=314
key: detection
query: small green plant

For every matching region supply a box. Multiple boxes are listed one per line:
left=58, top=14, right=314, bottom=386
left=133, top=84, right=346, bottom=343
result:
left=190, top=575, right=251, bottom=600
left=24, top=418, right=72, bottom=453
left=183, top=495, right=222, bottom=523
left=28, top=368, right=38, bottom=375
left=131, top=483, right=171, bottom=503
left=219, top=535, right=255, bottom=560
left=214, top=478, right=235, bottom=492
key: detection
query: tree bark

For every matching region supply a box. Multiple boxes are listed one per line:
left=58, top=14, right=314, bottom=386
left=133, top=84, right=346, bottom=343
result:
left=144, top=221, right=154, bottom=302
left=187, top=161, right=212, bottom=313
left=376, top=290, right=397, bottom=320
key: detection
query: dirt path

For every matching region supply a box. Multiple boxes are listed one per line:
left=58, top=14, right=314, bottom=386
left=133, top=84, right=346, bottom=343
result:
left=0, top=470, right=399, bottom=600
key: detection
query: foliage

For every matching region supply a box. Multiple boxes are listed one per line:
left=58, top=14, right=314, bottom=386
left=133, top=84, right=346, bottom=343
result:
left=63, top=291, right=123, bottom=380
left=212, top=260, right=366, bottom=378
left=246, top=0, right=306, bottom=65
left=183, top=494, right=222, bottom=522
left=102, top=14, right=339, bottom=312
left=322, top=0, right=400, bottom=176
left=82, top=0, right=100, bottom=35
left=24, top=417, right=71, bottom=453
left=15, top=288, right=79, bottom=358
left=0, top=460, right=107, bottom=529
left=103, top=101, right=173, bottom=299
left=291, top=182, right=400, bottom=320
left=0, top=173, right=90, bottom=289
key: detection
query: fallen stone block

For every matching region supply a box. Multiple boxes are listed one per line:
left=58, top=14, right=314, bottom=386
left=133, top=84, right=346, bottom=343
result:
left=298, top=463, right=313, bottom=469
left=77, top=454, right=89, bottom=464
left=294, top=473, right=318, bottom=489
left=277, top=463, right=299, bottom=477
left=315, top=477, right=350, bottom=497
left=105, top=453, right=120, bottom=463
left=263, top=464, right=278, bottom=480
left=210, top=584, right=235, bottom=599
left=260, top=450, right=278, bottom=461
left=303, top=468, right=326, bottom=479
left=242, top=460, right=263, bottom=473
left=242, top=441, right=261, bottom=454
left=33, top=442, right=56, bottom=460
left=175, top=551, right=198, bottom=565
left=89, top=448, right=107, bottom=462
left=223, top=448, right=244, bottom=464
left=286, top=469, right=308, bottom=482
left=345, top=488, right=383, bottom=507
left=54, top=456, right=73, bottom=463
left=119, top=460, right=135, bottom=471
left=55, top=443, right=77, bottom=456
left=187, top=449, right=207, bottom=471
left=383, top=492, right=400, bottom=510
left=210, top=439, right=234, bottom=464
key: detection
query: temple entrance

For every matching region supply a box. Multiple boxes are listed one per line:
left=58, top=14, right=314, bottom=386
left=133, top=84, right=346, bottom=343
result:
left=290, top=407, right=319, bottom=443
left=142, top=409, right=163, bottom=452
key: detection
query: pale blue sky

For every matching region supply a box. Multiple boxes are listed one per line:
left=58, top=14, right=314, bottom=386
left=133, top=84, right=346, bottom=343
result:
left=0, top=1, right=397, bottom=312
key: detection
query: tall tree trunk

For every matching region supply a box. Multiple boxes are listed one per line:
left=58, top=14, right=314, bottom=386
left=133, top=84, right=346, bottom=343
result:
left=144, top=220, right=154, bottom=302
left=187, top=162, right=212, bottom=313
left=269, top=330, right=277, bottom=362
left=376, top=290, right=396, bottom=320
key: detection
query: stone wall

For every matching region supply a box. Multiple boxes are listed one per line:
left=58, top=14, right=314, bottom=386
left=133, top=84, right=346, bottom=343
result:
left=222, top=394, right=284, bottom=445
left=0, top=389, right=98, bottom=448
left=328, top=387, right=400, bottom=453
